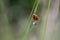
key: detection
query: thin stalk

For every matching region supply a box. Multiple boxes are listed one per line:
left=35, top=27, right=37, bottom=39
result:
left=21, top=0, right=41, bottom=40
left=41, top=0, right=51, bottom=40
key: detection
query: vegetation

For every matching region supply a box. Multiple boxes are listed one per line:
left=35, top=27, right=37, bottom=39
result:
left=0, top=0, right=59, bottom=40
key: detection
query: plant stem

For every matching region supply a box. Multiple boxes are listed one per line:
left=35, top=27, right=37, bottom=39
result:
left=41, top=0, right=50, bottom=40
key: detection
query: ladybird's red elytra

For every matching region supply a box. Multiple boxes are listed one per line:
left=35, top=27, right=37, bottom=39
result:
left=32, top=14, right=39, bottom=21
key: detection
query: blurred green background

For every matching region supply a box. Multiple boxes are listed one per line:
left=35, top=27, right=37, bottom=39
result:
left=0, top=0, right=60, bottom=40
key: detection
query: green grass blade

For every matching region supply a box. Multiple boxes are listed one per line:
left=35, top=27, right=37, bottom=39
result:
left=41, top=0, right=51, bottom=40
left=21, top=0, right=41, bottom=40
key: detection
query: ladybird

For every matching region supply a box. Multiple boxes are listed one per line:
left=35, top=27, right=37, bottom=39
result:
left=32, top=11, right=40, bottom=25
left=33, top=14, right=39, bottom=21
